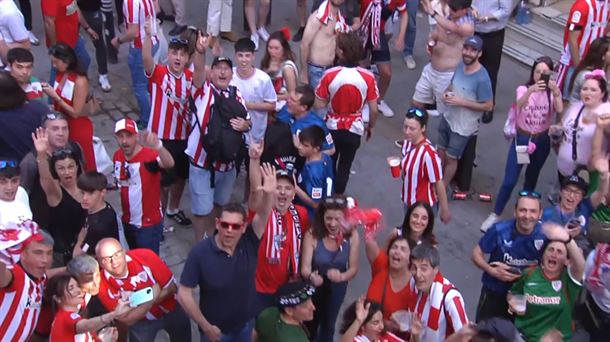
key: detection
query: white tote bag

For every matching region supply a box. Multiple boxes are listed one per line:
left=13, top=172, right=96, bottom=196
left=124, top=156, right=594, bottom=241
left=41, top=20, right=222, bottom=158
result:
left=93, top=136, right=113, bottom=176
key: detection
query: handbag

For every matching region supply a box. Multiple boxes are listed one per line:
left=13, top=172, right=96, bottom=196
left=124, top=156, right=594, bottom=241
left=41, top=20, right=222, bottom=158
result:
left=503, top=104, right=519, bottom=139
left=85, top=92, right=101, bottom=115
left=92, top=136, right=113, bottom=175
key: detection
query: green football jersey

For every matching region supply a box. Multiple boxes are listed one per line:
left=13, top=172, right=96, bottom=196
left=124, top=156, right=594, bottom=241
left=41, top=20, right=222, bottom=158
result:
left=255, top=307, right=310, bottom=342
left=512, top=267, right=582, bottom=341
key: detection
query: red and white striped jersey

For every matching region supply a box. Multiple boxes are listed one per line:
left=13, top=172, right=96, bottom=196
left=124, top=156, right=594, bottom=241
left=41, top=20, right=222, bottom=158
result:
left=315, top=66, right=379, bottom=136
left=25, top=78, right=45, bottom=101
left=185, top=81, right=248, bottom=170
left=49, top=309, right=95, bottom=342
left=0, top=264, right=46, bottom=341
left=147, top=64, right=193, bottom=140
left=409, top=272, right=468, bottom=341
left=401, top=139, right=443, bottom=207
left=123, top=0, right=158, bottom=49
left=113, top=147, right=163, bottom=227
left=560, top=0, right=609, bottom=66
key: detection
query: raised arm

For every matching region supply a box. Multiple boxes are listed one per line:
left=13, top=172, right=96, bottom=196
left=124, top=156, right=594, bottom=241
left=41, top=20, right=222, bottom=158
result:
left=32, top=128, right=63, bottom=207
left=75, top=300, right=132, bottom=333
left=247, top=142, right=264, bottom=213
left=251, top=163, right=277, bottom=239
left=192, top=31, right=208, bottom=88
left=141, top=132, right=175, bottom=169
left=590, top=155, right=610, bottom=208
left=142, top=18, right=155, bottom=76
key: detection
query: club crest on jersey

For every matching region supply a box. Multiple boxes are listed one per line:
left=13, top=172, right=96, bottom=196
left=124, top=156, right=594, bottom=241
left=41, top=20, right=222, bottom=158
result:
left=571, top=11, right=581, bottom=23
left=534, top=239, right=544, bottom=250
left=552, top=280, right=562, bottom=292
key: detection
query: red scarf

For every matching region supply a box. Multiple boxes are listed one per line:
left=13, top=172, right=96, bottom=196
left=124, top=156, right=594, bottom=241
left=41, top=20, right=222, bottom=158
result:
left=0, top=220, right=43, bottom=267
left=358, top=0, right=383, bottom=49
left=265, top=206, right=302, bottom=276
left=316, top=0, right=351, bottom=33
left=586, top=243, right=610, bottom=295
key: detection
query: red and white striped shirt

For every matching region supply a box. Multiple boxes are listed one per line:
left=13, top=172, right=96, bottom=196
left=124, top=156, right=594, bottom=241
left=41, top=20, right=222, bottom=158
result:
left=0, top=264, right=46, bottom=341
left=401, top=139, right=443, bottom=207
left=49, top=309, right=95, bottom=342
left=113, top=147, right=163, bottom=227
left=315, top=66, right=379, bottom=136
left=409, top=272, right=468, bottom=341
left=186, top=81, right=248, bottom=171
left=25, top=78, right=45, bottom=101
left=354, top=331, right=405, bottom=342
left=560, top=0, right=609, bottom=66
left=147, top=64, right=193, bottom=140
left=98, top=249, right=177, bottom=320
left=123, top=0, right=158, bottom=49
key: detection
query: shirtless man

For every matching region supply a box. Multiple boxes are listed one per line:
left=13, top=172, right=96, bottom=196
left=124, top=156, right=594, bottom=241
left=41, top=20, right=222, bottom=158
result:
left=411, top=0, right=474, bottom=116
left=299, top=0, right=349, bottom=89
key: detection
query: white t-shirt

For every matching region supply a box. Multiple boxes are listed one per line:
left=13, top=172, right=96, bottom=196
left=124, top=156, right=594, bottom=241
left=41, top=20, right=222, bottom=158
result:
left=0, top=187, right=33, bottom=225
left=231, top=67, right=277, bottom=143
left=0, top=0, right=28, bottom=44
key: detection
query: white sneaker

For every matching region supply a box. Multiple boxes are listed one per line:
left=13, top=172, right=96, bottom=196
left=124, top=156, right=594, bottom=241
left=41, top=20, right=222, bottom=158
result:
left=28, top=31, right=40, bottom=46
left=257, top=27, right=270, bottom=42
left=98, top=74, right=112, bottom=92
left=250, top=33, right=259, bottom=51
left=404, top=55, right=416, bottom=70
left=378, top=100, right=395, bottom=117
left=480, top=213, right=498, bottom=233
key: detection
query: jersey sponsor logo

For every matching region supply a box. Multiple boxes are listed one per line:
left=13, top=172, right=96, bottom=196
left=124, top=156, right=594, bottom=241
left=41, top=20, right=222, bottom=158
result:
left=311, top=187, right=323, bottom=199
left=70, top=313, right=80, bottom=320
left=571, top=10, right=582, bottom=23
left=552, top=280, right=562, bottom=292
left=526, top=282, right=538, bottom=287
left=526, top=293, right=561, bottom=305
left=503, top=253, right=538, bottom=267
left=534, top=239, right=544, bottom=250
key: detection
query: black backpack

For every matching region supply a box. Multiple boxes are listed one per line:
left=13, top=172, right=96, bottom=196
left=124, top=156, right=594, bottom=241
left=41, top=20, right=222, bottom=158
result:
left=199, top=86, right=248, bottom=165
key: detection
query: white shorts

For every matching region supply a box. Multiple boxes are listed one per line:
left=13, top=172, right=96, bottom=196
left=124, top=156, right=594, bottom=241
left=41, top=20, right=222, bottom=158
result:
left=412, top=63, right=454, bottom=115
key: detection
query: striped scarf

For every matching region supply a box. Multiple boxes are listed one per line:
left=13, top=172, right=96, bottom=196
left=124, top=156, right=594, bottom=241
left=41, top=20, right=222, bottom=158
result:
left=358, top=0, right=383, bottom=49
left=265, top=206, right=302, bottom=276
left=315, top=0, right=351, bottom=33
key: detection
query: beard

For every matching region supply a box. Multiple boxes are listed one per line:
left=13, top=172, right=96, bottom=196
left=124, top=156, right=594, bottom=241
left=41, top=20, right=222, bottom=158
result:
left=462, top=56, right=477, bottom=65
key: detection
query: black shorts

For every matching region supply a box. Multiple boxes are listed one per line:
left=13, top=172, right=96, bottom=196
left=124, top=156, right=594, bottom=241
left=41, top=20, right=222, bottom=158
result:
left=161, top=139, right=189, bottom=186
left=365, top=33, right=391, bottom=63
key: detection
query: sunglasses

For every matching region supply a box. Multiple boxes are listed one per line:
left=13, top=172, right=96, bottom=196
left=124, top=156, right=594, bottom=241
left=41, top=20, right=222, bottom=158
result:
left=0, top=160, right=18, bottom=169
left=218, top=220, right=244, bottom=231
left=52, top=148, right=74, bottom=158
left=406, top=107, right=426, bottom=119
left=169, top=37, right=189, bottom=46
left=518, top=190, right=541, bottom=199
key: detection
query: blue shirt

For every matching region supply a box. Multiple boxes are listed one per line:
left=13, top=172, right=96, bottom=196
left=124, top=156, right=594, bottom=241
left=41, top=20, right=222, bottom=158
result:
left=180, top=227, right=260, bottom=333
left=479, top=219, right=546, bottom=294
left=277, top=108, right=335, bottom=151
left=541, top=199, right=594, bottom=234
left=297, top=153, right=334, bottom=218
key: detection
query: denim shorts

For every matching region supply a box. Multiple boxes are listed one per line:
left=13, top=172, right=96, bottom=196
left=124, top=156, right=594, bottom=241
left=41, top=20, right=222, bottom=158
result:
left=188, top=165, right=236, bottom=216
left=437, top=116, right=471, bottom=159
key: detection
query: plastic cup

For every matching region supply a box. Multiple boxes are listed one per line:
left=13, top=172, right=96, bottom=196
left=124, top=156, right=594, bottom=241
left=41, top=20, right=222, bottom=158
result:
left=391, top=310, right=412, bottom=332
left=510, top=294, right=527, bottom=314
left=387, top=156, right=401, bottom=178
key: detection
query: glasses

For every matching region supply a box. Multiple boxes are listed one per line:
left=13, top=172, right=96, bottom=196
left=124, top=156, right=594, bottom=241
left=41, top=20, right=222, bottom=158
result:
left=518, top=190, right=541, bottom=199
left=0, top=160, right=18, bottom=169
left=218, top=220, right=244, bottom=231
left=100, top=250, right=124, bottom=264
left=52, top=148, right=74, bottom=158
left=169, top=38, right=189, bottom=46
left=406, top=107, right=426, bottom=119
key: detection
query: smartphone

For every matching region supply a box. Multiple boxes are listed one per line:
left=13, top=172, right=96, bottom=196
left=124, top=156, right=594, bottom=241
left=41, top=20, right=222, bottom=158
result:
left=541, top=71, right=551, bottom=86
left=567, top=218, right=581, bottom=230
left=129, top=287, right=154, bottom=307
left=507, top=267, right=522, bottom=275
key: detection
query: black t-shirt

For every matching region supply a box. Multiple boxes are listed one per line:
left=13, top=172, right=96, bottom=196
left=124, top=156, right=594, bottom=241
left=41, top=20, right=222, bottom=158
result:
left=77, top=0, right=102, bottom=12
left=84, top=203, right=119, bottom=254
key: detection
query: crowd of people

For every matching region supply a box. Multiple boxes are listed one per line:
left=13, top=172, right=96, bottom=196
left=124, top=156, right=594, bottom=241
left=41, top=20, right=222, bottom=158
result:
left=1, top=0, right=610, bottom=341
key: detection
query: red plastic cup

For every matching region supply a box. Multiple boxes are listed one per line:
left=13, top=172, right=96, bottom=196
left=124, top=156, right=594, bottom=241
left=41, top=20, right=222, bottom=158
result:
left=387, top=156, right=401, bottom=178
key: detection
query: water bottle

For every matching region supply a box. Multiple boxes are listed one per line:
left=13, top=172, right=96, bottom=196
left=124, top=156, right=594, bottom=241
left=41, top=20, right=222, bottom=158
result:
left=516, top=0, right=532, bottom=25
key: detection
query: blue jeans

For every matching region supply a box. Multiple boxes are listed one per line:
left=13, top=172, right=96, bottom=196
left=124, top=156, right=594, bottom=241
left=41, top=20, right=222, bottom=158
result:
left=494, top=131, right=551, bottom=215
left=403, top=0, right=419, bottom=56
left=124, top=222, right=163, bottom=254
left=128, top=304, right=191, bottom=342
left=128, top=44, right=158, bottom=126
left=200, top=319, right=254, bottom=342
left=49, top=37, right=91, bottom=85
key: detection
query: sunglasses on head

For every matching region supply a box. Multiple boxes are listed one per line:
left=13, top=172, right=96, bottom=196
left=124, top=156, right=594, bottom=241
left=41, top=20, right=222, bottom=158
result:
left=169, top=38, right=189, bottom=46
left=406, top=107, right=426, bottom=119
left=0, top=160, right=18, bottom=169
left=52, top=148, right=74, bottom=158
left=518, top=190, right=541, bottom=199
left=218, top=220, right=244, bottom=231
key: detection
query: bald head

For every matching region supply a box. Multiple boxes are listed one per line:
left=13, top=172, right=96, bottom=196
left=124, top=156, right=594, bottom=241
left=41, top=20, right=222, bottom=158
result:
left=95, top=238, right=122, bottom=258
left=95, top=238, right=126, bottom=277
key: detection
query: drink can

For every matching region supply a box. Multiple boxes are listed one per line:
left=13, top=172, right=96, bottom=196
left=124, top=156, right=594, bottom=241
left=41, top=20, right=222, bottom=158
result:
left=452, top=191, right=468, bottom=200
left=479, top=193, right=492, bottom=202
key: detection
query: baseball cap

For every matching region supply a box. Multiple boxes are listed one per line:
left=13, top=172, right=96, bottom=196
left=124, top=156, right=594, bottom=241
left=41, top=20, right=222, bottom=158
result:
left=276, top=168, right=295, bottom=185
left=464, top=35, right=483, bottom=51
left=114, top=118, right=139, bottom=135
left=211, top=56, right=233, bottom=68
left=561, top=174, right=588, bottom=194
left=276, top=281, right=315, bottom=308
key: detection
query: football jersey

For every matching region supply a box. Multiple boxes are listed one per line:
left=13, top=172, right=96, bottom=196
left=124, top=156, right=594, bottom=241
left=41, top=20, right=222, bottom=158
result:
left=297, top=154, right=334, bottom=218
left=49, top=309, right=95, bottom=342
left=123, top=0, right=158, bottom=49
left=560, top=0, right=609, bottom=66
left=401, top=139, right=443, bottom=207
